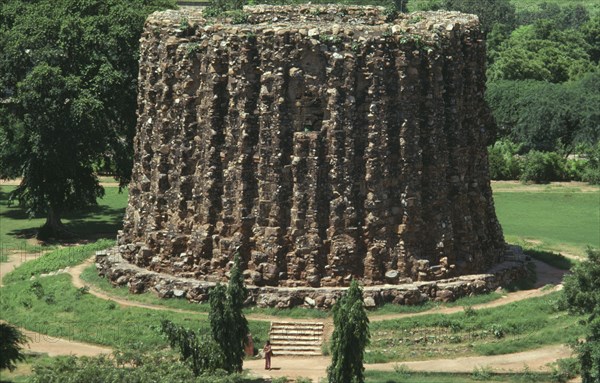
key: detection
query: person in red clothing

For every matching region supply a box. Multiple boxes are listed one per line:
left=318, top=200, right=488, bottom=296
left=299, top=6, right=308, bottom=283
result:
left=263, top=340, right=273, bottom=370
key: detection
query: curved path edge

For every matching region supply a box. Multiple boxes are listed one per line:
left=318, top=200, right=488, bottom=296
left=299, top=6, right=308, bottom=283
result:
left=1, top=252, right=574, bottom=379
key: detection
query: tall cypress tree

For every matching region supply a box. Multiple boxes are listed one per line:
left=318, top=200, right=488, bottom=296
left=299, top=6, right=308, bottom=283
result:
left=208, top=253, right=248, bottom=373
left=226, top=253, right=249, bottom=372
left=327, top=279, right=370, bottom=383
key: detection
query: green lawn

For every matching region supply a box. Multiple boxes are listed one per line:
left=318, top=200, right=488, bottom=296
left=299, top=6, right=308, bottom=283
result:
left=365, top=370, right=557, bottom=383
left=0, top=185, right=127, bottom=250
left=493, top=189, right=600, bottom=257
left=0, top=274, right=269, bottom=352
left=366, top=291, right=583, bottom=364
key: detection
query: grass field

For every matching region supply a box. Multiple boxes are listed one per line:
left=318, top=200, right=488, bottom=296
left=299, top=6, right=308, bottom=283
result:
left=365, top=370, right=557, bottom=383
left=0, top=274, right=270, bottom=352
left=492, top=185, right=600, bottom=257
left=0, top=185, right=127, bottom=251
left=366, top=291, right=583, bottom=364
left=2, top=182, right=596, bottom=257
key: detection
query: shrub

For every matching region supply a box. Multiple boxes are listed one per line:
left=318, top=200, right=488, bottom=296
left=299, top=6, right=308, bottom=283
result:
left=487, top=139, right=523, bottom=180
left=562, top=248, right=600, bottom=382
left=162, top=253, right=248, bottom=375
left=160, top=320, right=226, bottom=376
left=520, top=150, right=566, bottom=183
left=565, top=157, right=588, bottom=181
left=28, top=352, right=249, bottom=383
left=582, top=143, right=600, bottom=185
left=0, top=323, right=28, bottom=372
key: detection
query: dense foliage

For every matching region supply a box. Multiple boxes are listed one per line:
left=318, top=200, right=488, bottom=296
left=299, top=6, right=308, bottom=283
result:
left=425, top=0, right=600, bottom=184
left=327, top=280, right=370, bottom=383
left=209, top=253, right=249, bottom=373
left=0, top=0, right=174, bottom=238
left=0, top=322, right=28, bottom=371
left=162, top=254, right=249, bottom=375
left=28, top=352, right=250, bottom=383
left=562, top=249, right=600, bottom=383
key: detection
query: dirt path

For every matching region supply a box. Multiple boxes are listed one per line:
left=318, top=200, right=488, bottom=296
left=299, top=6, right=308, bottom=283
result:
left=1, top=254, right=112, bottom=357
left=2, top=251, right=574, bottom=378
left=68, top=258, right=567, bottom=326
left=243, top=344, right=573, bottom=381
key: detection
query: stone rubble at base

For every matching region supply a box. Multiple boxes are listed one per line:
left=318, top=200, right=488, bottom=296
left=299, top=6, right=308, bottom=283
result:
left=96, top=246, right=530, bottom=309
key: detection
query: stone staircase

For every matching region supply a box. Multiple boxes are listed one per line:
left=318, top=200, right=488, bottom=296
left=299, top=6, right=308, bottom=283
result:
left=269, top=321, right=324, bottom=356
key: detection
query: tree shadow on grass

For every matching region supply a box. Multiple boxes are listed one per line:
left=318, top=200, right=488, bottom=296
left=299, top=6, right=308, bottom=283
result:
left=1, top=189, right=125, bottom=245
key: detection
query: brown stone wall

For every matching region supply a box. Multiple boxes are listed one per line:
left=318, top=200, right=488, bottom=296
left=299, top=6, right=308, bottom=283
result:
left=119, top=5, right=505, bottom=287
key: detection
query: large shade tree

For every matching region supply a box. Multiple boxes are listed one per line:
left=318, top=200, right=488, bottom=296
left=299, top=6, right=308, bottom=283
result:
left=0, top=0, right=174, bottom=238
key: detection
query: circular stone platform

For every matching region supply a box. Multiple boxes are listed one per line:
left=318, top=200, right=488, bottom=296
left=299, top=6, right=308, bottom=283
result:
left=97, top=246, right=529, bottom=309
left=117, top=5, right=513, bottom=290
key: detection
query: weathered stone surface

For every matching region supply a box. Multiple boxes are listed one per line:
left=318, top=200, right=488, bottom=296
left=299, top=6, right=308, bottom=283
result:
left=119, top=5, right=506, bottom=288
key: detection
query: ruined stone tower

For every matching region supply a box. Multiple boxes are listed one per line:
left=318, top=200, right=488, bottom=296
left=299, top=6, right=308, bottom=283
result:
left=119, top=5, right=506, bottom=288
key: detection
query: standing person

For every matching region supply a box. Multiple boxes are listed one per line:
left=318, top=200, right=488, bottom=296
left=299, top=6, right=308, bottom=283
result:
left=263, top=340, right=273, bottom=370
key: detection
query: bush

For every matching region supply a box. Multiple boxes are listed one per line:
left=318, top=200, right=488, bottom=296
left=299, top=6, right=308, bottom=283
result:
left=160, top=320, right=226, bottom=376
left=28, top=352, right=249, bottom=383
left=487, top=139, right=522, bottom=180
left=0, top=323, right=28, bottom=372
left=562, top=248, right=600, bottom=382
left=520, top=150, right=566, bottom=183
left=582, top=143, right=600, bottom=185
left=565, top=157, right=588, bottom=181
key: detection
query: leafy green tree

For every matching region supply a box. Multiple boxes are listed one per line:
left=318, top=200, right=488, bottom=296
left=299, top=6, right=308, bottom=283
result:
left=160, top=320, right=225, bottom=376
left=516, top=3, right=590, bottom=30
left=487, top=21, right=594, bottom=83
left=582, top=14, right=600, bottom=63
left=562, top=248, right=600, bottom=382
left=327, top=279, right=370, bottom=383
left=162, top=254, right=248, bottom=375
left=0, top=323, right=28, bottom=372
left=486, top=75, right=600, bottom=153
left=209, top=253, right=249, bottom=373
left=225, top=253, right=250, bottom=372
left=0, top=0, right=174, bottom=238
left=429, top=0, right=516, bottom=34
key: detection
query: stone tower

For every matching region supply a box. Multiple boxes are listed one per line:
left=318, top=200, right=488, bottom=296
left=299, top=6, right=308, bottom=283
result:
left=119, top=5, right=506, bottom=288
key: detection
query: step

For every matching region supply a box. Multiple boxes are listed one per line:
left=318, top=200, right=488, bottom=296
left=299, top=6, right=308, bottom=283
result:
left=271, top=350, right=322, bottom=356
left=271, top=326, right=323, bottom=332
left=270, top=330, right=323, bottom=336
left=270, top=336, right=322, bottom=341
left=272, top=345, right=321, bottom=352
left=271, top=322, right=324, bottom=327
left=268, top=321, right=324, bottom=356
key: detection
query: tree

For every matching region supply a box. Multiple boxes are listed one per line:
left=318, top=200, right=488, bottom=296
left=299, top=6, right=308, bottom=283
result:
left=209, top=253, right=249, bottom=373
left=562, top=248, right=600, bottom=382
left=327, top=279, right=370, bottom=383
left=0, top=323, right=28, bottom=372
left=486, top=75, right=600, bottom=153
left=162, top=254, right=249, bottom=375
left=431, top=0, right=516, bottom=34
left=160, top=320, right=225, bottom=376
left=487, top=22, right=594, bottom=83
left=0, top=0, right=174, bottom=239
